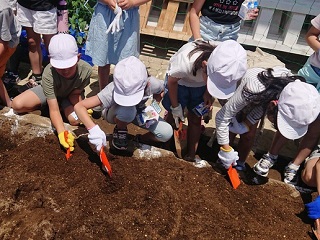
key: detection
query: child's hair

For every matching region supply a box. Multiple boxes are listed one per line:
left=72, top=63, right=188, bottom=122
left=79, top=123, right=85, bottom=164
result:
left=242, top=68, right=306, bottom=121
left=188, top=41, right=216, bottom=76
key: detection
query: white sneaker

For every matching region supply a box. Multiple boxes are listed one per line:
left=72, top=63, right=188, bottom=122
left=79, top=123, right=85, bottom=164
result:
left=283, top=162, right=300, bottom=185
left=253, top=154, right=277, bottom=177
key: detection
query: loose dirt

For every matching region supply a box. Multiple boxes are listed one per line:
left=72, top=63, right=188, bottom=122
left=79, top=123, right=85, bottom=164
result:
left=0, top=115, right=317, bottom=240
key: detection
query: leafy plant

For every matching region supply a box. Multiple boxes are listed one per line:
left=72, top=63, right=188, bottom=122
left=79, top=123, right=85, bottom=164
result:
left=67, top=0, right=96, bottom=46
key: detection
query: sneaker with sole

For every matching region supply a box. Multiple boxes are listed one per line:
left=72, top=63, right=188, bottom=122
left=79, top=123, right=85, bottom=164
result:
left=253, top=154, right=277, bottom=177
left=283, top=162, right=300, bottom=185
left=112, top=127, right=128, bottom=150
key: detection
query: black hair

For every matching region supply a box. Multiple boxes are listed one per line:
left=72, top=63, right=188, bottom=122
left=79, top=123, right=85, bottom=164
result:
left=242, top=68, right=306, bottom=121
left=188, top=40, right=216, bottom=76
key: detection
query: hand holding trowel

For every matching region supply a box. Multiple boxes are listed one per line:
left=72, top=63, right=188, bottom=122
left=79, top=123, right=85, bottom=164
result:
left=218, top=146, right=241, bottom=189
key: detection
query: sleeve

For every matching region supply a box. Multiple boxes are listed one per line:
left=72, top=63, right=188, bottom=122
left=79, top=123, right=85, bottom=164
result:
left=42, top=65, right=56, bottom=100
left=311, top=14, right=320, bottom=31
left=215, top=89, right=249, bottom=145
left=97, top=82, right=115, bottom=109
left=215, top=68, right=266, bottom=145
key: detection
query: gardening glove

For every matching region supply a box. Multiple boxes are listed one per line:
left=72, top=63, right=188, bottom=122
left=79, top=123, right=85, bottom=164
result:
left=58, top=131, right=75, bottom=152
left=229, top=117, right=249, bottom=135
left=170, top=103, right=185, bottom=129
left=87, top=109, right=93, bottom=117
left=106, top=4, right=122, bottom=34
left=218, top=147, right=239, bottom=169
left=306, top=196, right=320, bottom=219
left=88, top=125, right=107, bottom=152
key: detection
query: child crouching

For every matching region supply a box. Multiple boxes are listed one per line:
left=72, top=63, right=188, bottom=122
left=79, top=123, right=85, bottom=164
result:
left=74, top=56, right=173, bottom=152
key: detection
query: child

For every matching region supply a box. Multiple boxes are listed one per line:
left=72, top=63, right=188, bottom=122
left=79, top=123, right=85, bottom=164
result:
left=74, top=56, right=173, bottom=152
left=12, top=34, right=92, bottom=153
left=189, top=0, right=259, bottom=41
left=252, top=81, right=320, bottom=180
left=302, top=145, right=320, bottom=239
left=298, top=14, right=320, bottom=92
left=85, top=0, right=150, bottom=91
left=0, top=0, right=21, bottom=107
left=162, top=40, right=247, bottom=161
left=16, top=0, right=58, bottom=90
left=215, top=67, right=300, bottom=170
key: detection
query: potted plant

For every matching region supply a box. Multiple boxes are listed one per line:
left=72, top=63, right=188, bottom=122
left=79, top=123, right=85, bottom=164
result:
left=68, top=0, right=96, bottom=66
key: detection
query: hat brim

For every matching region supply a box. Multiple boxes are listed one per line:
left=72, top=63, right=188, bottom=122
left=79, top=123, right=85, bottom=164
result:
left=207, top=75, right=237, bottom=99
left=50, top=55, right=78, bottom=69
left=114, top=89, right=144, bottom=107
left=277, top=112, right=308, bottom=140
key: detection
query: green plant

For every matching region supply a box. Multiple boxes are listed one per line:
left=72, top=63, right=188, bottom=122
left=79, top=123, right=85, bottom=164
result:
left=68, top=0, right=96, bottom=46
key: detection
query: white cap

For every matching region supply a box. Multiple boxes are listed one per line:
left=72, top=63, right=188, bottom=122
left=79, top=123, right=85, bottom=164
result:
left=277, top=80, right=320, bottom=139
left=207, top=40, right=247, bottom=99
left=49, top=34, right=78, bottom=69
left=113, top=56, right=148, bottom=106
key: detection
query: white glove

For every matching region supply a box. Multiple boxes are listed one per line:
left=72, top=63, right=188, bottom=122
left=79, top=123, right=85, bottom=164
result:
left=106, top=4, right=122, bottom=34
left=218, top=147, right=239, bottom=169
left=229, top=117, right=249, bottom=135
left=170, top=104, right=185, bottom=128
left=88, top=125, right=107, bottom=152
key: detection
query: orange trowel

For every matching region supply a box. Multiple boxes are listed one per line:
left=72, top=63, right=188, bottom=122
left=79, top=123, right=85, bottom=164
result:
left=100, top=147, right=112, bottom=177
left=227, top=166, right=241, bottom=189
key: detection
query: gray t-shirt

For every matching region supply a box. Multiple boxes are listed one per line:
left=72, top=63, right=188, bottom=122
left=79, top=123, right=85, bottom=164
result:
left=42, top=60, right=92, bottom=100
left=0, top=0, right=21, bottom=48
left=98, top=76, right=164, bottom=110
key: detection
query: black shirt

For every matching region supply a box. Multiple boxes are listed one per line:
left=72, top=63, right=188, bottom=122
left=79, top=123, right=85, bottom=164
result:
left=201, top=0, right=245, bottom=24
left=18, top=0, right=58, bottom=11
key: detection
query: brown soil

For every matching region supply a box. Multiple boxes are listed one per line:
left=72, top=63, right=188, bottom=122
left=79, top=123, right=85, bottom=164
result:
left=0, top=117, right=317, bottom=240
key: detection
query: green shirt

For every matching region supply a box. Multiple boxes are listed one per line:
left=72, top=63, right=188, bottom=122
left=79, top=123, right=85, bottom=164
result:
left=42, top=60, right=92, bottom=100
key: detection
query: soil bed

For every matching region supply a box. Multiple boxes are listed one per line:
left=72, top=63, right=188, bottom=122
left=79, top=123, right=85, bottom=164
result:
left=0, top=118, right=316, bottom=239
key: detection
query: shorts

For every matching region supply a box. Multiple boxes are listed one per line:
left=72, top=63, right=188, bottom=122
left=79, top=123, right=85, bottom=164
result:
left=162, top=82, right=207, bottom=113
left=199, top=16, right=241, bottom=41
left=305, top=145, right=320, bottom=166
left=85, top=3, right=140, bottom=66
left=298, top=58, right=320, bottom=93
left=17, top=4, right=57, bottom=34
left=0, top=7, right=21, bottom=48
left=30, top=85, right=73, bottom=110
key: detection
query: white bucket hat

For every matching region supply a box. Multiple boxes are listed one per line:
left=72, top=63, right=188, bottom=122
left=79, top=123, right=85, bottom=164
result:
left=277, top=80, right=320, bottom=139
left=207, top=40, right=247, bottom=99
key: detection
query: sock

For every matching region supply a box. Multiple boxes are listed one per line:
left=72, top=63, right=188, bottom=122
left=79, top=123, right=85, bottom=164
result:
left=267, top=152, right=278, bottom=160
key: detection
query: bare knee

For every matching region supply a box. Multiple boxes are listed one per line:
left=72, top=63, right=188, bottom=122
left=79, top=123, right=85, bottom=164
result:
left=11, top=98, right=25, bottom=113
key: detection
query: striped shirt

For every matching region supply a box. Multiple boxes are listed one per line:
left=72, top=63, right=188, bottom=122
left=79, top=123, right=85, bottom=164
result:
left=215, top=68, right=267, bottom=145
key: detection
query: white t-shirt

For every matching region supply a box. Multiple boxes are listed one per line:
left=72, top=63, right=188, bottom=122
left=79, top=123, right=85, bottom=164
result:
left=167, top=42, right=206, bottom=88
left=309, top=14, right=320, bottom=68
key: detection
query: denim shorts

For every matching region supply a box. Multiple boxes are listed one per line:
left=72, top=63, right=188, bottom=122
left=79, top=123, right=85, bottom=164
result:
left=199, top=16, right=240, bottom=41
left=162, top=84, right=207, bottom=113
left=298, top=58, right=320, bottom=93
left=85, top=3, right=140, bottom=66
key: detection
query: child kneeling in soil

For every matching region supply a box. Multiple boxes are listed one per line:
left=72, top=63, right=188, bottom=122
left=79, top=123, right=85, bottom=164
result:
left=74, top=56, right=173, bottom=152
left=302, top=145, right=320, bottom=239
left=11, top=33, right=92, bottom=153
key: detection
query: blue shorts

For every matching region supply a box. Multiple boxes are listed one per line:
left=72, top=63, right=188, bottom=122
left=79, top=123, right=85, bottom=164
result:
left=85, top=3, right=140, bottom=66
left=298, top=58, right=320, bottom=93
left=162, top=84, right=207, bottom=113
left=199, top=16, right=240, bottom=41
